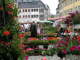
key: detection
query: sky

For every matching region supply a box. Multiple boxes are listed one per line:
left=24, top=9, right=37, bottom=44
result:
left=41, top=0, right=59, bottom=15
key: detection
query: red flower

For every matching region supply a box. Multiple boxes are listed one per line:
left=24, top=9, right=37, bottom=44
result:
left=0, top=6, right=3, bottom=10
left=47, top=37, right=58, bottom=40
left=3, top=31, right=10, bottom=36
left=77, top=36, right=80, bottom=41
left=70, top=46, right=76, bottom=51
left=7, top=11, right=13, bottom=15
left=18, top=34, right=25, bottom=38
left=0, top=41, right=5, bottom=44
left=7, top=4, right=13, bottom=8
left=5, top=42, right=11, bottom=46
left=64, top=30, right=68, bottom=33
left=28, top=37, right=38, bottom=40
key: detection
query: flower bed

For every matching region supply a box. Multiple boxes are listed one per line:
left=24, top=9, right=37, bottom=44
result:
left=24, top=40, right=58, bottom=45
left=24, top=48, right=56, bottom=56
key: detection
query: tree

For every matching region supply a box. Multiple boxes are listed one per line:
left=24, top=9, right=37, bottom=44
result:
left=0, top=0, right=21, bottom=60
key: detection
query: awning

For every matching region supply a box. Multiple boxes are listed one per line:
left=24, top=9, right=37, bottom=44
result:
left=37, top=20, right=53, bottom=23
left=48, top=15, right=70, bottom=20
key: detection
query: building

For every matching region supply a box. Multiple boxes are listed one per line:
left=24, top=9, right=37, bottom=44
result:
left=16, top=0, right=50, bottom=23
left=56, top=0, right=80, bottom=16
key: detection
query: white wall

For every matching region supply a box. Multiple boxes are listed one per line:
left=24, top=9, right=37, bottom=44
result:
left=18, top=8, right=40, bottom=23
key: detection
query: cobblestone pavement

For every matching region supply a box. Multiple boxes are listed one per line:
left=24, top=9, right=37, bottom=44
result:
left=24, top=55, right=64, bottom=60
left=24, top=55, right=80, bottom=60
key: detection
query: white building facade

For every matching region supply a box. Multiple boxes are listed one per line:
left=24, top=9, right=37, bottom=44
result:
left=16, top=0, right=50, bottom=23
left=56, top=0, right=80, bottom=17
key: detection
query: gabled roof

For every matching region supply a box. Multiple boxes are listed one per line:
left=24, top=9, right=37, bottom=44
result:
left=18, top=1, right=46, bottom=8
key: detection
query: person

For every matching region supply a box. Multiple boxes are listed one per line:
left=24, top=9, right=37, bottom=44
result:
left=30, top=21, right=37, bottom=37
left=37, top=22, right=41, bottom=35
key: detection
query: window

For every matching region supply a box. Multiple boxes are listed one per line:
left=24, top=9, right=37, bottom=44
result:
left=30, top=15, right=38, bottom=18
left=35, top=15, right=38, bottom=18
left=25, top=15, right=27, bottom=18
left=40, top=15, right=44, bottom=17
left=39, top=9, right=44, bottom=12
left=23, top=9, right=25, bottom=12
left=31, top=9, right=34, bottom=12
left=28, top=9, right=30, bottom=12
left=28, top=15, right=30, bottom=18
left=34, top=9, right=36, bottom=12
left=35, top=9, right=38, bottom=12
left=25, top=9, right=27, bottom=12
left=31, top=15, right=34, bottom=18
left=34, top=9, right=38, bottom=12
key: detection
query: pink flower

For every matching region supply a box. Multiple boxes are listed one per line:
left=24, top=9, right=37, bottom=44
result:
left=58, top=40, right=65, bottom=44
left=77, top=46, right=80, bottom=51
left=70, top=46, right=77, bottom=51
left=25, top=56, right=28, bottom=60
left=26, top=48, right=33, bottom=51
left=69, top=12, right=75, bottom=17
left=56, top=44, right=63, bottom=47
left=62, top=49, right=67, bottom=54
left=42, top=56, right=47, bottom=60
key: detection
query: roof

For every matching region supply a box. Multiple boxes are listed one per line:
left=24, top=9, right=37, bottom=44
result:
left=48, top=15, right=70, bottom=20
left=16, top=0, right=41, bottom=2
left=18, top=1, right=46, bottom=8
